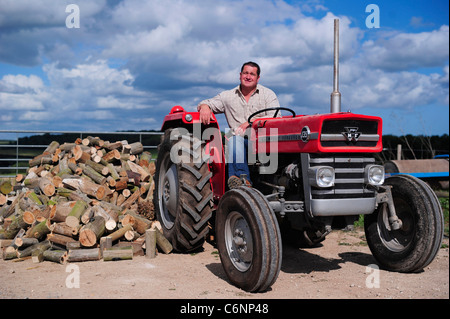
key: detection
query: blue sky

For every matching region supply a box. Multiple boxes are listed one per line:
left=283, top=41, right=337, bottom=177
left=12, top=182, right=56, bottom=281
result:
left=0, top=0, right=448, bottom=136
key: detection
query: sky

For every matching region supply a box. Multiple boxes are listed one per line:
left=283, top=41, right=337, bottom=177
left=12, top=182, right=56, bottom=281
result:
left=0, top=0, right=448, bottom=137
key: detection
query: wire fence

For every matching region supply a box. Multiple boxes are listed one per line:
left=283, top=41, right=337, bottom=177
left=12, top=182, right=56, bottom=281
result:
left=0, top=130, right=163, bottom=178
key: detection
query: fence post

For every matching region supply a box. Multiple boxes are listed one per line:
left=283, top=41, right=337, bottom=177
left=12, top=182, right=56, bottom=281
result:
left=397, top=144, right=402, bottom=160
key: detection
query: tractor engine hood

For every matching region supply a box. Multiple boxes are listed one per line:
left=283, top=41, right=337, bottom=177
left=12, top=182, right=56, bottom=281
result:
left=250, top=112, right=383, bottom=154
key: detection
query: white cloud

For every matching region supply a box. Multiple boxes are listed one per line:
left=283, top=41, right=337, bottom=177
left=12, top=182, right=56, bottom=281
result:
left=362, top=25, right=449, bottom=71
left=0, top=74, right=47, bottom=111
left=0, top=74, right=44, bottom=93
left=0, top=0, right=448, bottom=134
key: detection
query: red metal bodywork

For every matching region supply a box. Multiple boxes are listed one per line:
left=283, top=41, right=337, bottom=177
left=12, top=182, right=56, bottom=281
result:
left=250, top=112, right=383, bottom=154
left=160, top=106, right=383, bottom=202
left=161, top=106, right=226, bottom=201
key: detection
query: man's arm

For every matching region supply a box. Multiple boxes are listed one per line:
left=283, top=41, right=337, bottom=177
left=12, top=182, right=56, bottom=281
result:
left=197, top=92, right=227, bottom=125
left=198, top=104, right=214, bottom=125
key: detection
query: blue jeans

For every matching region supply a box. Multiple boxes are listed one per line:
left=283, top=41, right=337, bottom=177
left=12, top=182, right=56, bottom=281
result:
left=226, top=135, right=251, bottom=184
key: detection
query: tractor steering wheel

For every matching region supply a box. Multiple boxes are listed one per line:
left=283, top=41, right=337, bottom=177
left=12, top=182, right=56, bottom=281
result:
left=247, top=107, right=296, bottom=125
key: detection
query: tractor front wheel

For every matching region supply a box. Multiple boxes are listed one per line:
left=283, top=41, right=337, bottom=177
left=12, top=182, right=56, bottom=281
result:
left=364, top=174, right=444, bottom=273
left=216, top=187, right=282, bottom=292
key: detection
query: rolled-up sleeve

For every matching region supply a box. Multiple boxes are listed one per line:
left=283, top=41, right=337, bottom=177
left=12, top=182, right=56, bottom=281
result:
left=197, top=84, right=280, bottom=131
left=198, top=93, right=226, bottom=114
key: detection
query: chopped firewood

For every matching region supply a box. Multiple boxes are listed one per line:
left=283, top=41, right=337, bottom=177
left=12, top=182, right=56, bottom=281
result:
left=0, top=137, right=172, bottom=265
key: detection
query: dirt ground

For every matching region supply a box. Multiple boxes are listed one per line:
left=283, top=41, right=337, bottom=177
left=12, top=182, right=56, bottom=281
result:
left=0, top=230, right=448, bottom=301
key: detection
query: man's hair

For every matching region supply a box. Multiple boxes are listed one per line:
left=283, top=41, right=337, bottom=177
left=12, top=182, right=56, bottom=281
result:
left=241, top=61, right=261, bottom=76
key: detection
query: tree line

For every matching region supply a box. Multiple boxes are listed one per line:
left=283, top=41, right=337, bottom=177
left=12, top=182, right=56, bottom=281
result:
left=4, top=131, right=449, bottom=162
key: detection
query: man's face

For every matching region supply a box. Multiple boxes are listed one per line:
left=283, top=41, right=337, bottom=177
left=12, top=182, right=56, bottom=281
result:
left=240, top=65, right=260, bottom=90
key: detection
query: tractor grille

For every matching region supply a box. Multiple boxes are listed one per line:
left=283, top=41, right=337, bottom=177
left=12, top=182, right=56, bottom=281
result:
left=309, top=154, right=376, bottom=199
left=320, top=119, right=379, bottom=147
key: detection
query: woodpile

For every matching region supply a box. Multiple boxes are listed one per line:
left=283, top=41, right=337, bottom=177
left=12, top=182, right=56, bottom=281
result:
left=0, top=136, right=172, bottom=264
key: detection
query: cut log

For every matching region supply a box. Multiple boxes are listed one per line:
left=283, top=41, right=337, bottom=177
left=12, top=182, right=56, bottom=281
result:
left=72, top=145, right=91, bottom=163
left=121, top=209, right=151, bottom=234
left=105, top=219, right=117, bottom=232
left=43, top=141, right=60, bottom=155
left=32, top=242, right=52, bottom=263
left=128, top=160, right=150, bottom=182
left=0, top=239, right=14, bottom=248
left=0, top=193, right=7, bottom=206
left=117, top=241, right=144, bottom=256
left=114, top=177, right=128, bottom=191
left=79, top=216, right=105, bottom=247
left=120, top=189, right=141, bottom=210
left=43, top=250, right=68, bottom=264
left=62, top=177, right=107, bottom=200
left=82, top=136, right=104, bottom=148
left=68, top=160, right=82, bottom=175
left=52, top=175, right=64, bottom=187
left=81, top=206, right=94, bottom=224
left=15, top=173, right=25, bottom=183
left=103, top=246, right=133, bottom=261
left=103, top=149, right=121, bottom=162
left=52, top=201, right=77, bottom=222
left=49, top=222, right=75, bottom=237
left=0, top=180, right=13, bottom=195
left=124, top=230, right=139, bottom=241
left=82, top=164, right=107, bottom=185
left=126, top=170, right=141, bottom=186
left=68, top=248, right=101, bottom=262
left=155, top=228, right=173, bottom=254
left=38, top=177, right=55, bottom=197
left=127, top=142, right=144, bottom=155
left=138, top=151, right=152, bottom=168
left=15, top=237, right=39, bottom=248
left=104, top=224, right=132, bottom=242
left=17, top=240, right=51, bottom=258
left=99, top=236, right=112, bottom=252
left=85, top=160, right=109, bottom=176
left=145, top=228, right=156, bottom=259
left=59, top=142, right=77, bottom=152
left=29, top=154, right=53, bottom=167
left=65, top=200, right=88, bottom=228
left=0, top=212, right=28, bottom=239
left=26, top=219, right=51, bottom=240
left=103, top=141, right=122, bottom=151
left=107, top=163, right=120, bottom=181
left=47, top=233, right=77, bottom=246
left=66, top=241, right=80, bottom=250
left=2, top=246, right=18, bottom=260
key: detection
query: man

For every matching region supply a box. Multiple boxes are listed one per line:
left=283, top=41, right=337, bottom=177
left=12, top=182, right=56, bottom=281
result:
left=198, top=61, right=280, bottom=189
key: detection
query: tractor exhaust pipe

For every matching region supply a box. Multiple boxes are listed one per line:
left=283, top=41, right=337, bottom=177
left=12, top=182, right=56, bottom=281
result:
left=330, top=18, right=341, bottom=113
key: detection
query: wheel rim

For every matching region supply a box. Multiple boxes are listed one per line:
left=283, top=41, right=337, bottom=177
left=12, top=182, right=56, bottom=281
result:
left=377, top=199, right=415, bottom=252
left=224, top=211, right=254, bottom=272
left=158, top=154, right=178, bottom=230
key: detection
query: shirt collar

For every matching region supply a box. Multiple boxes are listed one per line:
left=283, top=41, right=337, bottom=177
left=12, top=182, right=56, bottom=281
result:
left=236, top=84, right=260, bottom=96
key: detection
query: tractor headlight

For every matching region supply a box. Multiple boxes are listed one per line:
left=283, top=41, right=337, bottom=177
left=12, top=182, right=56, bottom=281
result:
left=308, top=166, right=335, bottom=188
left=365, top=165, right=385, bottom=186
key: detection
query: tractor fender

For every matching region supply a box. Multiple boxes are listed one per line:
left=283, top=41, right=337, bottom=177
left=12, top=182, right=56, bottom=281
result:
left=160, top=106, right=226, bottom=204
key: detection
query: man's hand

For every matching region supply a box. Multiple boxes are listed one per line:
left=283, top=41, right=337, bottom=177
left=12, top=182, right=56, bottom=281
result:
left=234, top=122, right=250, bottom=136
left=199, top=104, right=214, bottom=125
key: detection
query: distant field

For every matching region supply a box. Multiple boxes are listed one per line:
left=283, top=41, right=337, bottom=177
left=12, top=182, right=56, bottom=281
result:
left=0, top=140, right=54, bottom=176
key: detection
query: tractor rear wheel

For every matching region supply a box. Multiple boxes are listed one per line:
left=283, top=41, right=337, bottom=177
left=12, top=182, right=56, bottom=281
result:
left=364, top=174, right=444, bottom=272
left=216, top=187, right=282, bottom=292
left=154, top=128, right=213, bottom=252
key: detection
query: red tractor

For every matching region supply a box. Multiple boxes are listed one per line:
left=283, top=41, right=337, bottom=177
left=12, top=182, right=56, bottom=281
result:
left=153, top=20, right=444, bottom=292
